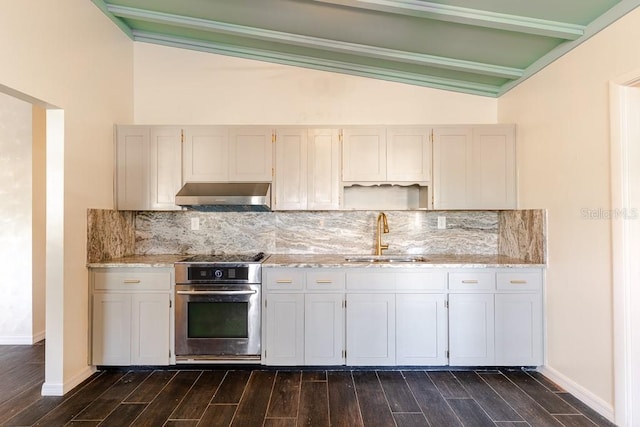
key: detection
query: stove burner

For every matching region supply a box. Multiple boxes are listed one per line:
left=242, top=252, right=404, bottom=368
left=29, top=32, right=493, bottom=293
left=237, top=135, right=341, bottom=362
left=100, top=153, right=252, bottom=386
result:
left=179, top=252, right=266, bottom=264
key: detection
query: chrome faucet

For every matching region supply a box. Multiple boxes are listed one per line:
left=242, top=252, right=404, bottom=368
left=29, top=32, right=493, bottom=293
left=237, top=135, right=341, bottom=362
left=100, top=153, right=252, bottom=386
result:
left=375, top=212, right=389, bottom=255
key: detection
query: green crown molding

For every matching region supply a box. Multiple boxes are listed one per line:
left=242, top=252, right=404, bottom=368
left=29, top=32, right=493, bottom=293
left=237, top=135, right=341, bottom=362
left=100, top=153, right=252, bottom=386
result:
left=107, top=4, right=524, bottom=79
left=313, top=0, right=585, bottom=40
left=91, top=0, right=133, bottom=38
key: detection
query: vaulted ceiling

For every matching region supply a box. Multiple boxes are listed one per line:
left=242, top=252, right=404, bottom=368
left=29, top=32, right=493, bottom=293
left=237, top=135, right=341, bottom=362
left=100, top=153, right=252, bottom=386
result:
left=92, top=0, right=640, bottom=97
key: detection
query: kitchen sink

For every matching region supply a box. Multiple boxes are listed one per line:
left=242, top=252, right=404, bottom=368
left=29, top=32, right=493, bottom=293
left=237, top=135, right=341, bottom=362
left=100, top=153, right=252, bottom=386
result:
left=344, top=255, right=427, bottom=263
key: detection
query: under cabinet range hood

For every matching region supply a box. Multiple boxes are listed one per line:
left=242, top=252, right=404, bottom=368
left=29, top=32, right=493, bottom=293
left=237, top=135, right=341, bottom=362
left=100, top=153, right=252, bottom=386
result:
left=175, top=182, right=271, bottom=211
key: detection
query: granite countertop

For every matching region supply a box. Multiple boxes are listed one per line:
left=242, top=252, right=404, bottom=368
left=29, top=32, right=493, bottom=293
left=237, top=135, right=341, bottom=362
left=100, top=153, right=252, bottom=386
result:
left=263, top=254, right=544, bottom=268
left=88, top=253, right=544, bottom=268
left=87, top=254, right=187, bottom=268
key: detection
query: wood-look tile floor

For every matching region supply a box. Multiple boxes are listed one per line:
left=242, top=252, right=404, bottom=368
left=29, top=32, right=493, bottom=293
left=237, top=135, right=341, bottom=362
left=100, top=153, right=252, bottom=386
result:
left=0, top=343, right=616, bottom=427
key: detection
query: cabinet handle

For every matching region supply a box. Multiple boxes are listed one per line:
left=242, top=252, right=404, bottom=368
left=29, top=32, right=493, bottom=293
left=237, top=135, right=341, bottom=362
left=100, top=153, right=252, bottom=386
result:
left=461, top=280, right=478, bottom=284
left=510, top=280, right=528, bottom=284
left=315, top=280, right=333, bottom=284
left=123, top=279, right=141, bottom=284
left=276, top=279, right=293, bottom=284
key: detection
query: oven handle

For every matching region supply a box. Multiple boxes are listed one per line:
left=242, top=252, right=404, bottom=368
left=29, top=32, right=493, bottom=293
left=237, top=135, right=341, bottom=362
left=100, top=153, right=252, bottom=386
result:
left=176, top=290, right=258, bottom=296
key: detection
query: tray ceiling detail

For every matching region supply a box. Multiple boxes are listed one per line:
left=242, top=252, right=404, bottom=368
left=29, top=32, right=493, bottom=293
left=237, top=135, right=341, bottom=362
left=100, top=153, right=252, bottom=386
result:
left=92, top=0, right=640, bottom=97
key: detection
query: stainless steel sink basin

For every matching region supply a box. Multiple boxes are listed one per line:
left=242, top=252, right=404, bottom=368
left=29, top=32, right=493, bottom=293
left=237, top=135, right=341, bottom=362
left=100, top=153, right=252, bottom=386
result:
left=344, top=255, right=427, bottom=263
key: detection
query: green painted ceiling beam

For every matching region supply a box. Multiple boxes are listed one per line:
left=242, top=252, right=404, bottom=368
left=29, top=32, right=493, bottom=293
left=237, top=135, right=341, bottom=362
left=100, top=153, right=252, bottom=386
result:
left=133, top=30, right=502, bottom=97
left=107, top=4, right=524, bottom=79
left=313, top=0, right=585, bottom=40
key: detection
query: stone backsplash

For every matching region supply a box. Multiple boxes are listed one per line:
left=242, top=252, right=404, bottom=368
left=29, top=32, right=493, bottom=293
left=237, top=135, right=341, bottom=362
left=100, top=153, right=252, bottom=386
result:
left=87, top=208, right=546, bottom=263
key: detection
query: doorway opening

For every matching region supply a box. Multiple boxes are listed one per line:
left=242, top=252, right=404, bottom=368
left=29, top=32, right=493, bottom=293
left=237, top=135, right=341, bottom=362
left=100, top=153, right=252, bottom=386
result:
left=609, top=76, right=640, bottom=427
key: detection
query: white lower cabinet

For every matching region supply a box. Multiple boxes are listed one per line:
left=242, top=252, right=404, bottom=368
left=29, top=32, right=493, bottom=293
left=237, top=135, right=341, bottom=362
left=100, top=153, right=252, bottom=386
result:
left=264, top=293, right=305, bottom=365
left=448, top=268, right=544, bottom=367
left=396, top=293, right=448, bottom=365
left=495, top=293, right=543, bottom=365
left=263, top=268, right=345, bottom=366
left=90, top=268, right=173, bottom=366
left=305, top=293, right=344, bottom=365
left=448, top=293, right=495, bottom=366
left=263, top=267, right=543, bottom=367
left=346, top=293, right=395, bottom=366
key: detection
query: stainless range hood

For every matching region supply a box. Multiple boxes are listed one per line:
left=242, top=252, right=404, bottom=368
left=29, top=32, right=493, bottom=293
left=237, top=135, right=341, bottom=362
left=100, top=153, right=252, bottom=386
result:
left=175, top=182, right=271, bottom=211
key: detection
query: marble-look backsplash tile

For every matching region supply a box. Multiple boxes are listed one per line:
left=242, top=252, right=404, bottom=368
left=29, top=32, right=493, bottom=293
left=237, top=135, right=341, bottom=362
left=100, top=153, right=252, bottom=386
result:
left=135, top=211, right=276, bottom=255
left=133, top=210, right=499, bottom=256
left=87, top=209, right=135, bottom=263
left=498, top=209, right=546, bottom=263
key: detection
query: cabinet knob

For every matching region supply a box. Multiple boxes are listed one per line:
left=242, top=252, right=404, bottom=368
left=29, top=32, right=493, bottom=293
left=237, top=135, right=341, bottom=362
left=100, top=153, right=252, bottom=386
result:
left=461, top=280, right=478, bottom=284
left=509, top=280, right=527, bottom=284
left=123, top=279, right=141, bottom=284
left=276, top=279, right=293, bottom=284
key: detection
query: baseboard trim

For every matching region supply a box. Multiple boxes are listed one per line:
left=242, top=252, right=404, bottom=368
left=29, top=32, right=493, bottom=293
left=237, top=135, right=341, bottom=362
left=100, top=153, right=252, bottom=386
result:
left=0, top=335, right=38, bottom=345
left=41, top=365, right=97, bottom=396
left=538, top=365, right=615, bottom=423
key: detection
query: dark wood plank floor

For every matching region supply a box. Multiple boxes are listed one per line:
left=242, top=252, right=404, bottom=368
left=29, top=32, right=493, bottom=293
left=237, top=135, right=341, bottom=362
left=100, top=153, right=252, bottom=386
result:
left=0, top=343, right=616, bottom=427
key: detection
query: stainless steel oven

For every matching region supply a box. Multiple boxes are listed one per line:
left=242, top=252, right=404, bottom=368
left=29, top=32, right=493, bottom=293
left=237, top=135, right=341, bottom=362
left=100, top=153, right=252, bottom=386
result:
left=174, top=253, right=265, bottom=363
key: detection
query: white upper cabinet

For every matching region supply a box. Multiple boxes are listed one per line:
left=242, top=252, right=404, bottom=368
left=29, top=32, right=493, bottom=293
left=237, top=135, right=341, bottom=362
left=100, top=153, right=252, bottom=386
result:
left=342, top=127, right=431, bottom=183
left=342, top=127, right=387, bottom=181
left=433, top=125, right=516, bottom=209
left=182, top=126, right=229, bottom=182
left=274, top=128, right=308, bottom=210
left=116, top=125, right=149, bottom=210
left=386, top=127, right=432, bottom=182
left=116, top=125, right=182, bottom=211
left=274, top=128, right=340, bottom=210
left=229, top=127, right=273, bottom=182
left=307, top=129, right=341, bottom=210
left=183, top=126, right=273, bottom=183
left=472, top=126, right=517, bottom=209
left=149, top=127, right=183, bottom=210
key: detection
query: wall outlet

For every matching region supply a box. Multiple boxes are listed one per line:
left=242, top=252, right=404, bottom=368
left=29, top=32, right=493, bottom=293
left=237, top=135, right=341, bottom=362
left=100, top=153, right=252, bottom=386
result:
left=437, top=216, right=446, bottom=229
left=190, top=217, right=200, bottom=231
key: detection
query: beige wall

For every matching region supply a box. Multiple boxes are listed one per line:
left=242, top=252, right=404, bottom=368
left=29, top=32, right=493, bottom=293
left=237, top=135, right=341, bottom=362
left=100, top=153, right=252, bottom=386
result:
left=133, top=43, right=498, bottom=125
left=0, top=1, right=133, bottom=393
left=498, top=7, right=640, bottom=413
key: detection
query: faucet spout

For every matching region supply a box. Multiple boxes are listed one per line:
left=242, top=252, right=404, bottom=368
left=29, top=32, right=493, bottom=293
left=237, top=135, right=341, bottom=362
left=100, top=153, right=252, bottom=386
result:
left=375, top=212, right=389, bottom=255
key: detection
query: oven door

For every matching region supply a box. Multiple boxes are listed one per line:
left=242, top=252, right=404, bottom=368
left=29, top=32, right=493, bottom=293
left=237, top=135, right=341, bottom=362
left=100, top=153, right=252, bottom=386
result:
left=175, top=284, right=261, bottom=360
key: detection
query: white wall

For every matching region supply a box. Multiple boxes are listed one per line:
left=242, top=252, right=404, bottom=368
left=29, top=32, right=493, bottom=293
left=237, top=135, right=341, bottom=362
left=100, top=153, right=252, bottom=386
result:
left=133, top=43, right=497, bottom=125
left=498, top=7, right=640, bottom=416
left=0, top=92, right=34, bottom=343
left=0, top=1, right=133, bottom=394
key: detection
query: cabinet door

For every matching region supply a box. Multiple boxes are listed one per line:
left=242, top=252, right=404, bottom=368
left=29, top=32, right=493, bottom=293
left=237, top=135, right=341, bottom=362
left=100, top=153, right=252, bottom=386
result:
left=342, top=127, right=386, bottom=181
left=307, top=129, right=341, bottom=210
left=396, top=294, right=448, bottom=365
left=131, top=293, right=170, bottom=365
left=116, top=126, right=150, bottom=210
left=183, top=126, right=228, bottom=182
left=229, top=127, right=273, bottom=182
left=92, top=293, right=132, bottom=365
left=274, top=128, right=308, bottom=210
left=448, top=293, right=495, bottom=366
left=346, top=293, right=395, bottom=365
left=265, top=293, right=304, bottom=365
left=495, top=293, right=543, bottom=366
left=433, top=127, right=473, bottom=209
left=305, top=293, right=344, bottom=365
left=149, top=126, right=183, bottom=210
left=386, top=127, right=432, bottom=182
left=472, top=126, right=516, bottom=209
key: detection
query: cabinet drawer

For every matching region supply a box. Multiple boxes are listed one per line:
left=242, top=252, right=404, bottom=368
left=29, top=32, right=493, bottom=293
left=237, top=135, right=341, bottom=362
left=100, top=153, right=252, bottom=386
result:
left=346, top=272, right=395, bottom=291
left=448, top=272, right=495, bottom=291
left=396, top=271, right=446, bottom=291
left=497, top=271, right=542, bottom=291
left=266, top=269, right=305, bottom=290
left=306, top=270, right=345, bottom=291
left=93, top=269, right=172, bottom=291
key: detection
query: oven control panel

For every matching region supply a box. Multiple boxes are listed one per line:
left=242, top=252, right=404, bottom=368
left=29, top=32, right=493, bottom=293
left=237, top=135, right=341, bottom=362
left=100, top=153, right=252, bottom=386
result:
left=188, top=266, right=249, bottom=281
